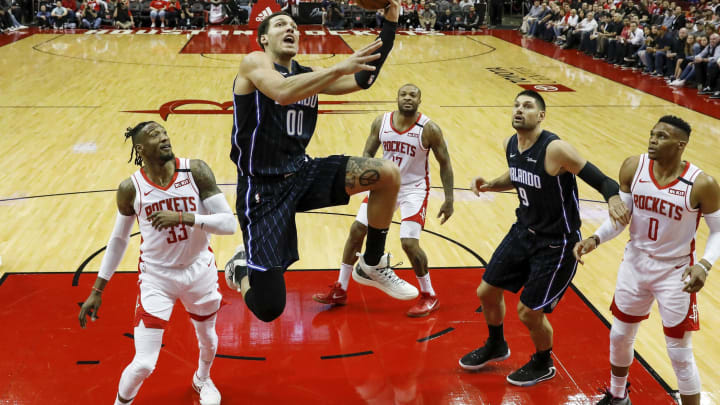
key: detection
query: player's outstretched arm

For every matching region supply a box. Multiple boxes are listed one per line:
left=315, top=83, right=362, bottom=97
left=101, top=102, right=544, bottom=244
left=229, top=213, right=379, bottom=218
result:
left=236, top=39, right=382, bottom=105
left=471, top=135, right=514, bottom=195
left=682, top=173, right=720, bottom=293
left=426, top=121, right=454, bottom=224
left=321, top=0, right=400, bottom=95
left=546, top=140, right=630, bottom=227
left=78, top=179, right=136, bottom=328
left=573, top=156, right=638, bottom=264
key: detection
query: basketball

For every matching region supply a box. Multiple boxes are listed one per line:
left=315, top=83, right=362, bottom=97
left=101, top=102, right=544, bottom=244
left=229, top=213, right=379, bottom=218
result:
left=354, top=0, right=390, bottom=10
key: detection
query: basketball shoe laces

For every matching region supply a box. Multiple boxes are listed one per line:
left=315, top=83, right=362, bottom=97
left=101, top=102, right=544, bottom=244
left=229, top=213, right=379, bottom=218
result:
left=374, top=256, right=406, bottom=285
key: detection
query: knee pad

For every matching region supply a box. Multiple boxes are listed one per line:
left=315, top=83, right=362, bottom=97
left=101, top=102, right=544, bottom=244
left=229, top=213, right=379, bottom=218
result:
left=609, top=318, right=640, bottom=368
left=246, top=267, right=286, bottom=322
left=666, top=335, right=701, bottom=395
left=129, top=357, right=157, bottom=379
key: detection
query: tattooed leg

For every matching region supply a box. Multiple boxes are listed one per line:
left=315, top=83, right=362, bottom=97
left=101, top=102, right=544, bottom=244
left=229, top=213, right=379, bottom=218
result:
left=344, top=157, right=400, bottom=229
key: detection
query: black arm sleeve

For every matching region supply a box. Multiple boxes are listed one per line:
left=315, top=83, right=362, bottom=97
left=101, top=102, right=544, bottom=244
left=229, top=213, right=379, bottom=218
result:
left=354, top=19, right=397, bottom=89
left=577, top=161, right=620, bottom=202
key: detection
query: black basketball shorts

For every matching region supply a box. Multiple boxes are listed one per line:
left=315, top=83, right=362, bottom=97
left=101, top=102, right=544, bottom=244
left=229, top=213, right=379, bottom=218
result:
left=235, top=155, right=350, bottom=272
left=482, top=223, right=581, bottom=313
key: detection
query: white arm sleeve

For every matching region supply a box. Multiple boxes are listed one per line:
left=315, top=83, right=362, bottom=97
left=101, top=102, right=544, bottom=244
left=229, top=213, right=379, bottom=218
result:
left=595, top=191, right=633, bottom=244
left=97, top=212, right=135, bottom=281
left=701, top=209, right=720, bottom=267
left=194, top=193, right=237, bottom=235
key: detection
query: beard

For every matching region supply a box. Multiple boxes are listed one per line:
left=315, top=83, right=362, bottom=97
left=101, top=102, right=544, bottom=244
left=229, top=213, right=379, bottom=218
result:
left=159, top=151, right=175, bottom=162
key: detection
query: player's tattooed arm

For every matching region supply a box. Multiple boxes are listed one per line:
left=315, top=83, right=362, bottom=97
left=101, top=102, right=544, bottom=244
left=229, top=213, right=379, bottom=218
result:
left=362, top=115, right=383, bottom=158
left=190, top=159, right=223, bottom=201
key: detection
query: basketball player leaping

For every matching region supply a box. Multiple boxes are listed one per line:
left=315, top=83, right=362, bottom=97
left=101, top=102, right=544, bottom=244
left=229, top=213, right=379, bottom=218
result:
left=458, top=90, right=631, bottom=387
left=312, top=83, right=455, bottom=317
left=222, top=4, right=414, bottom=323
left=78, top=122, right=236, bottom=405
left=574, top=116, right=720, bottom=405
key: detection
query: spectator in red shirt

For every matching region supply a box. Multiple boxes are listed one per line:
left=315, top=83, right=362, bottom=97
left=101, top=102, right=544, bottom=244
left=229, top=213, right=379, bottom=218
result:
left=149, top=0, right=166, bottom=27
left=60, top=0, right=78, bottom=23
left=165, top=0, right=180, bottom=27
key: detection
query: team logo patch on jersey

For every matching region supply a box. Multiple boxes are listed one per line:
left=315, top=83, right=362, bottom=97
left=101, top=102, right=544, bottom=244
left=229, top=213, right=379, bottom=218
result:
left=668, top=188, right=686, bottom=197
left=174, top=179, right=190, bottom=188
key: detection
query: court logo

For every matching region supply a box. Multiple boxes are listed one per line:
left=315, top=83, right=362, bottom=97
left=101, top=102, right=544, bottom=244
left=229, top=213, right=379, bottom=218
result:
left=255, top=7, right=273, bottom=22
left=518, top=84, right=575, bottom=92
left=123, top=99, right=392, bottom=120
left=486, top=67, right=574, bottom=92
left=248, top=0, right=282, bottom=28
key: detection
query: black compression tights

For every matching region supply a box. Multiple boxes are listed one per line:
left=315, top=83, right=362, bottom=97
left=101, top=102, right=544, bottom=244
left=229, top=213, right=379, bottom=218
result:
left=244, top=267, right=286, bottom=322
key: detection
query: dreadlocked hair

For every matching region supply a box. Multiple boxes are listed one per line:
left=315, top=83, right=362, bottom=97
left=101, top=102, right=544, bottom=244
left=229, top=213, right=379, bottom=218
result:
left=124, top=121, right=153, bottom=166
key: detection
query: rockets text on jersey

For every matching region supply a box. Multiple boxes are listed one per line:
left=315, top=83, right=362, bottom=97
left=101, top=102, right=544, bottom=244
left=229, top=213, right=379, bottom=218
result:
left=130, top=157, right=212, bottom=268
left=379, top=111, right=431, bottom=188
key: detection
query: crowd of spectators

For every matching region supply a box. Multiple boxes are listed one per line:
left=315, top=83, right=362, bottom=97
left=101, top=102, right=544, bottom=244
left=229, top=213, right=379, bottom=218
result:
left=321, top=0, right=487, bottom=30
left=1, top=0, right=254, bottom=31
left=520, top=0, right=720, bottom=98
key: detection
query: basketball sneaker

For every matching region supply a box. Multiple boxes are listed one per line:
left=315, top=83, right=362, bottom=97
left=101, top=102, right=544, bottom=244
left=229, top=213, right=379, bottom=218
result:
left=312, top=282, right=348, bottom=305
left=596, top=384, right=631, bottom=404
left=353, top=253, right=419, bottom=300
left=458, top=340, right=510, bottom=370
left=406, top=292, right=439, bottom=317
left=224, top=245, right=247, bottom=292
left=506, top=353, right=556, bottom=386
left=192, top=373, right=221, bottom=405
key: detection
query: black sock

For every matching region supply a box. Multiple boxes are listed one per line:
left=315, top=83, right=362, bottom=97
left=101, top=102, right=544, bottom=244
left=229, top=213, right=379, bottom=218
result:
left=534, top=348, right=552, bottom=364
left=487, top=323, right=505, bottom=344
left=363, top=226, right=388, bottom=266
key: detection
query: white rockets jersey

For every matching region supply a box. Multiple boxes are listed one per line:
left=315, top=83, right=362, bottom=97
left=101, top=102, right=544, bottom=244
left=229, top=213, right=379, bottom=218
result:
left=380, top=112, right=431, bottom=188
left=130, top=157, right=211, bottom=268
left=628, top=154, right=703, bottom=259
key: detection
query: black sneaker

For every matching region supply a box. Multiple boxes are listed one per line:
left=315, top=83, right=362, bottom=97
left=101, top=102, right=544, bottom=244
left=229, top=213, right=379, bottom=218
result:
left=458, top=340, right=510, bottom=370
left=596, top=384, right=631, bottom=404
left=698, top=87, right=713, bottom=95
left=224, top=245, right=247, bottom=292
left=506, top=354, right=556, bottom=386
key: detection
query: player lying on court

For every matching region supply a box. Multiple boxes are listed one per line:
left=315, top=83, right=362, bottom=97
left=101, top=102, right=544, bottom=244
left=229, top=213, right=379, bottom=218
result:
left=574, top=116, right=720, bottom=405
left=313, top=83, right=455, bottom=317
left=458, top=90, right=631, bottom=387
left=79, top=121, right=236, bottom=405
left=223, top=3, right=412, bottom=323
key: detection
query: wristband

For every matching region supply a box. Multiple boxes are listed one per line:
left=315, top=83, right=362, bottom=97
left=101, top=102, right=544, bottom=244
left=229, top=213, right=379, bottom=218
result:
left=92, top=287, right=103, bottom=294
left=590, top=235, right=600, bottom=246
left=697, top=261, right=710, bottom=275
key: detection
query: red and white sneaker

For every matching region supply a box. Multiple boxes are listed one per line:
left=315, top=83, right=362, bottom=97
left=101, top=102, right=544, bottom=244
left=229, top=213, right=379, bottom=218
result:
left=312, top=282, right=348, bottom=305
left=406, top=293, right=439, bottom=317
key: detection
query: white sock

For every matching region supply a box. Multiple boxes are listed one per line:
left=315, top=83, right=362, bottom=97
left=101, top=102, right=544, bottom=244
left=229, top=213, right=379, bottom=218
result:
left=338, top=263, right=352, bottom=290
left=610, top=372, right=628, bottom=398
left=191, top=315, right=218, bottom=381
left=416, top=274, right=435, bottom=296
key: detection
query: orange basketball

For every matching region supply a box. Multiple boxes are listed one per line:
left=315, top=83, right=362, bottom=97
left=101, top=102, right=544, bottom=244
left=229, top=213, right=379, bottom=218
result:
left=354, top=0, right=390, bottom=10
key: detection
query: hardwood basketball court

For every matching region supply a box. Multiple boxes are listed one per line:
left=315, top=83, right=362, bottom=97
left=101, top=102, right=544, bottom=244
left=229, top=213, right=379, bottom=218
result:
left=0, top=26, right=718, bottom=404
